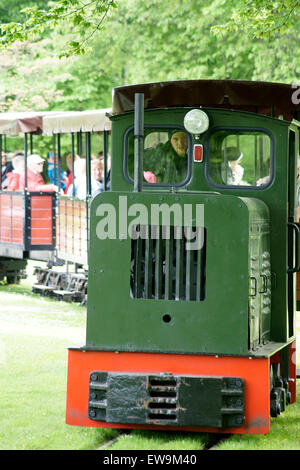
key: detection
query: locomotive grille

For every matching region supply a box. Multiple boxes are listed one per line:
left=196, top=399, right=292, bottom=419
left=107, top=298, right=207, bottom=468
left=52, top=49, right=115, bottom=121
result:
left=130, top=225, right=206, bottom=301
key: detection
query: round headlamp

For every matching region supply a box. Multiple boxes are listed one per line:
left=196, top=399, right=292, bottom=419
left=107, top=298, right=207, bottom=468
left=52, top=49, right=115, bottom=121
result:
left=184, top=109, right=209, bottom=135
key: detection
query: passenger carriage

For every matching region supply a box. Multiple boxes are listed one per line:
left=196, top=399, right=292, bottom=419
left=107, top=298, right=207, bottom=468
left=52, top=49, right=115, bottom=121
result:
left=0, top=109, right=111, bottom=297
left=0, top=111, right=59, bottom=282
left=32, top=109, right=111, bottom=301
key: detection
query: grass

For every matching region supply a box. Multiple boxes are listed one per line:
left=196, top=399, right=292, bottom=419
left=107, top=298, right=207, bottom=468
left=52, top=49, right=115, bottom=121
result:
left=106, top=384, right=300, bottom=450
left=0, top=260, right=299, bottom=450
left=108, top=430, right=214, bottom=451
left=214, top=381, right=300, bottom=450
left=0, top=261, right=118, bottom=450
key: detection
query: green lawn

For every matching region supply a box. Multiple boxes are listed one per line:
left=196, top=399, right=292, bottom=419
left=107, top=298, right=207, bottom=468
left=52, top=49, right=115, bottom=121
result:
left=0, top=261, right=299, bottom=450
left=106, top=381, right=300, bottom=450
left=0, top=265, right=118, bottom=450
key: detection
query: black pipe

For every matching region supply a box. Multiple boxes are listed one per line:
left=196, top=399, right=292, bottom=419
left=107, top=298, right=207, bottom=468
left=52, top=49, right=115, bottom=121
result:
left=71, top=132, right=75, bottom=197
left=0, top=134, right=2, bottom=190
left=77, top=131, right=82, bottom=156
left=24, top=133, right=28, bottom=192
left=103, top=129, right=108, bottom=191
left=53, top=134, right=57, bottom=189
left=57, top=133, right=61, bottom=192
left=134, top=93, right=144, bottom=193
left=86, top=132, right=91, bottom=197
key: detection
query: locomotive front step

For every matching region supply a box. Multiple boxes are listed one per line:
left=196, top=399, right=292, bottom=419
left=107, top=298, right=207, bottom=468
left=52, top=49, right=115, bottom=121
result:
left=88, top=372, right=245, bottom=428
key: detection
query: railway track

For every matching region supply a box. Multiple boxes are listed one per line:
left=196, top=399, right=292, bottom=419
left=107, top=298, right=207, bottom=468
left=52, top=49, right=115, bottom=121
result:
left=96, top=430, right=230, bottom=451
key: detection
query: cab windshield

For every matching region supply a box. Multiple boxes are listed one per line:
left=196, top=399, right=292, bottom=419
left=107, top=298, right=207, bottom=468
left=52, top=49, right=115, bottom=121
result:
left=208, top=129, right=272, bottom=188
left=126, top=127, right=190, bottom=185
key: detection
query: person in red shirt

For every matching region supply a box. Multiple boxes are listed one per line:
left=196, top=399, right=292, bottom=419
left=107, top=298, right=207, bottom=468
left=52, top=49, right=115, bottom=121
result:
left=6, top=155, right=25, bottom=191
left=19, top=154, right=58, bottom=192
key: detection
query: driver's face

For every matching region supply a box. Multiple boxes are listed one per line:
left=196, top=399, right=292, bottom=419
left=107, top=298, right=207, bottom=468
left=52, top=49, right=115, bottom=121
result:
left=171, top=132, right=188, bottom=156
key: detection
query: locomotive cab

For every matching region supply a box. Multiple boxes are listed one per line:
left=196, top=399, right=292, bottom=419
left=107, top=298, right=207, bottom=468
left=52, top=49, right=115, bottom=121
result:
left=66, top=80, right=299, bottom=434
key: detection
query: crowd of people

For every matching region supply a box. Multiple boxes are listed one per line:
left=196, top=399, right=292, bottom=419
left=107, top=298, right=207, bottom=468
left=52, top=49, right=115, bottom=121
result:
left=0, top=150, right=109, bottom=198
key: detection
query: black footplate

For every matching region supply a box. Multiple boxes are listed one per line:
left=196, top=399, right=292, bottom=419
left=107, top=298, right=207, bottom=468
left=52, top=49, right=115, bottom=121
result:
left=88, top=372, right=245, bottom=428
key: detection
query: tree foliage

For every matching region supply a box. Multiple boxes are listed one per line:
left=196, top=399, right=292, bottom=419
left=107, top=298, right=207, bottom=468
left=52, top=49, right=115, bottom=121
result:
left=0, top=0, right=299, bottom=114
left=0, top=0, right=48, bottom=24
left=212, top=0, right=300, bottom=38
left=0, top=0, right=117, bottom=57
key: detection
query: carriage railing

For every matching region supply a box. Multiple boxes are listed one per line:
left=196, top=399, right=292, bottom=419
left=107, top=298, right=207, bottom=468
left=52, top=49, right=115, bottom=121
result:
left=56, top=194, right=88, bottom=266
left=0, top=191, right=24, bottom=252
left=24, top=191, right=56, bottom=251
left=0, top=190, right=56, bottom=255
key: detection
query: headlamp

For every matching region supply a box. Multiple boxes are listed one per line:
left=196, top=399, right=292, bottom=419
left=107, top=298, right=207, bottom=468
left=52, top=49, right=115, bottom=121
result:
left=184, top=109, right=209, bottom=135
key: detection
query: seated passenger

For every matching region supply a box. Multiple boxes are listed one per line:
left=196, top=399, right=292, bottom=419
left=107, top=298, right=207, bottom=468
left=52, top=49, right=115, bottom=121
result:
left=67, top=158, right=86, bottom=199
left=64, top=153, right=80, bottom=194
left=6, top=155, right=25, bottom=191
left=222, top=147, right=249, bottom=186
left=47, top=152, right=67, bottom=191
left=1, top=153, right=13, bottom=189
left=19, top=154, right=58, bottom=192
left=143, top=130, right=188, bottom=184
left=91, top=159, right=104, bottom=197
left=12, top=150, right=24, bottom=157
left=143, top=171, right=157, bottom=183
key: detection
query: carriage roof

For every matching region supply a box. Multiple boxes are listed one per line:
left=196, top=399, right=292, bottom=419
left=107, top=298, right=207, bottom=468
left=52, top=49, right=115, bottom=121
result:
left=112, top=79, right=300, bottom=122
left=0, top=111, right=65, bottom=135
left=42, top=108, right=112, bottom=135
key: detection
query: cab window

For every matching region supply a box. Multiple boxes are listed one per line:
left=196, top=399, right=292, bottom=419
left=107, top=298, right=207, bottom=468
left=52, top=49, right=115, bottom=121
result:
left=126, top=127, right=190, bottom=185
left=208, top=129, right=272, bottom=188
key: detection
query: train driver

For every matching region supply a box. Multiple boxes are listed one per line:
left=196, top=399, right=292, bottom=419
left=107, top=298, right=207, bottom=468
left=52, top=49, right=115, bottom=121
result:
left=143, top=130, right=188, bottom=184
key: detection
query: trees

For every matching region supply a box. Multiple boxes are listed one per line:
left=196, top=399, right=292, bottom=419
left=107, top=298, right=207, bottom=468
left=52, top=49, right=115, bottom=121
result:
left=0, top=0, right=299, bottom=114
left=1, top=0, right=299, bottom=56
left=0, top=0, right=117, bottom=57
left=212, top=0, right=300, bottom=38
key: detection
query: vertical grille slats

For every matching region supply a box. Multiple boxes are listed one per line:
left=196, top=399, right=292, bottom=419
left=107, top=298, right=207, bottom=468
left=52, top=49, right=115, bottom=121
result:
left=196, top=228, right=206, bottom=301
left=144, top=236, right=153, bottom=298
left=131, top=225, right=206, bottom=302
left=175, top=236, right=184, bottom=300
left=154, top=228, right=163, bottom=299
left=185, top=247, right=194, bottom=301
left=165, top=229, right=173, bottom=300
left=133, top=236, right=143, bottom=298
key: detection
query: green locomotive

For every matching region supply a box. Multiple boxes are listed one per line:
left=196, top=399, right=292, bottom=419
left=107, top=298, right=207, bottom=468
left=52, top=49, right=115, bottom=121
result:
left=66, top=80, right=299, bottom=434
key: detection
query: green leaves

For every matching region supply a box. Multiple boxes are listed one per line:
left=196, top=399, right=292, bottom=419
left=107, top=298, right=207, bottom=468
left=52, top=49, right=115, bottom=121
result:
left=0, top=0, right=117, bottom=57
left=0, top=0, right=299, bottom=116
left=212, top=0, right=300, bottom=38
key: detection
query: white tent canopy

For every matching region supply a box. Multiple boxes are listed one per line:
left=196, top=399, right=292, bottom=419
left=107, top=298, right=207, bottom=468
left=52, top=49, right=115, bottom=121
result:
left=42, top=108, right=112, bottom=135
left=0, top=111, right=64, bottom=135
